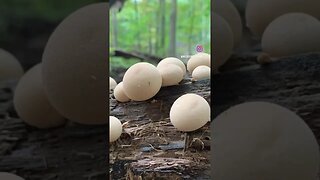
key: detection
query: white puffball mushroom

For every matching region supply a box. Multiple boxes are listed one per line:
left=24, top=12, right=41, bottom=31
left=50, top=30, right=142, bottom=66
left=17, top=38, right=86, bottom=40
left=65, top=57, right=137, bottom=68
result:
left=114, top=82, right=130, bottom=102
left=157, top=57, right=186, bottom=76
left=0, top=172, right=24, bottom=180
left=13, top=64, right=66, bottom=129
left=123, top=62, right=162, bottom=101
left=157, top=64, right=184, bottom=87
left=109, top=77, right=117, bottom=90
left=246, top=0, right=320, bottom=37
left=42, top=3, right=108, bottom=124
left=213, top=102, right=319, bottom=180
left=213, top=0, right=243, bottom=46
left=170, top=93, right=210, bottom=132
left=109, top=116, right=122, bottom=142
left=262, top=13, right=320, bottom=58
left=187, top=52, right=211, bottom=74
left=0, top=48, right=24, bottom=82
left=211, top=13, right=234, bottom=73
left=192, top=66, right=211, bottom=81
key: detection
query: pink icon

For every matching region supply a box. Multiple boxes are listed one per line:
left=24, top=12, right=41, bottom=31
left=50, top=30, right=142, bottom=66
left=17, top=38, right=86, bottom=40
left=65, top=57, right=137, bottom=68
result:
left=196, top=45, right=203, bottom=52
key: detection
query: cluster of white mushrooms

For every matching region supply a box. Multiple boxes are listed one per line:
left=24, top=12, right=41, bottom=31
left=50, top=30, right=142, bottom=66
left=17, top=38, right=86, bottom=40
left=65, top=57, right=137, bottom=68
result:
left=246, top=0, right=320, bottom=61
left=109, top=53, right=211, bottom=142
left=9, top=3, right=108, bottom=128
left=213, top=0, right=320, bottom=71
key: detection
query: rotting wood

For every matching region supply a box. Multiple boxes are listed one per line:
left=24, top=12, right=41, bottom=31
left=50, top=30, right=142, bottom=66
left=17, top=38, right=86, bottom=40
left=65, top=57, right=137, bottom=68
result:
left=110, top=79, right=211, bottom=179
left=214, top=53, right=320, bottom=145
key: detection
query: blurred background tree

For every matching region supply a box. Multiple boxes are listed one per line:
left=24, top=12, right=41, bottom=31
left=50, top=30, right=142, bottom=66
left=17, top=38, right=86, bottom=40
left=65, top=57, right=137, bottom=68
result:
left=109, top=0, right=211, bottom=78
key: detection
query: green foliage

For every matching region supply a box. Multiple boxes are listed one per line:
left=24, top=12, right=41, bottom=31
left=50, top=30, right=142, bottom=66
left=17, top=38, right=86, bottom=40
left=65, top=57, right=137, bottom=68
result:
left=110, top=0, right=211, bottom=69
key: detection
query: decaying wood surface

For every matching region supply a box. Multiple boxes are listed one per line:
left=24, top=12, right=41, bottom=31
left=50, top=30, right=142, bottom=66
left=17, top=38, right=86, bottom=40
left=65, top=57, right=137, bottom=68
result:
left=214, top=53, right=320, bottom=145
left=0, top=81, right=107, bottom=180
left=110, top=79, right=211, bottom=180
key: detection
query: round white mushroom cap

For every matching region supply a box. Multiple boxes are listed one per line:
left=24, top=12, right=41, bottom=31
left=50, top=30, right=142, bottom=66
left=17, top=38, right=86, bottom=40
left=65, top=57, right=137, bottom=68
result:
left=213, top=101, right=319, bottom=180
left=109, top=77, right=117, bottom=90
left=42, top=3, right=108, bottom=125
left=245, top=0, right=320, bottom=37
left=212, top=13, right=234, bottom=73
left=109, top=116, right=122, bottom=142
left=13, top=64, right=66, bottom=129
left=157, top=57, right=186, bottom=76
left=192, top=65, right=211, bottom=81
left=0, top=172, right=24, bottom=180
left=114, top=82, right=130, bottom=102
left=123, top=62, right=162, bottom=101
left=170, top=93, right=210, bottom=132
left=213, top=0, right=243, bottom=46
left=262, top=13, right=320, bottom=58
left=157, top=64, right=184, bottom=87
left=0, top=48, right=24, bottom=82
left=187, top=52, right=211, bottom=74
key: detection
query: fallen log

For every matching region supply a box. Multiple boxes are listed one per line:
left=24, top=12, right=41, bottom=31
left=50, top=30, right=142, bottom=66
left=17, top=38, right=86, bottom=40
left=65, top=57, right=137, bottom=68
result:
left=110, top=79, right=211, bottom=179
left=112, top=50, right=163, bottom=63
left=214, top=53, right=320, bottom=145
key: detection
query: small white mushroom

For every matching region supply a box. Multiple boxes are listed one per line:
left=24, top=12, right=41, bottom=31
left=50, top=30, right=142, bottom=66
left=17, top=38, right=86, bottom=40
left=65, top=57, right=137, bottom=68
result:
left=191, top=66, right=211, bottom=81
left=13, top=64, right=66, bottom=129
left=114, top=82, right=130, bottom=102
left=122, top=62, right=162, bottom=101
left=0, top=172, right=24, bottom=180
left=211, top=13, right=234, bottom=73
left=213, top=101, right=319, bottom=180
left=0, top=48, right=24, bottom=82
left=187, top=52, right=211, bottom=74
left=261, top=13, right=320, bottom=58
left=157, top=64, right=184, bottom=87
left=245, top=0, right=320, bottom=37
left=157, top=57, right=186, bottom=76
left=170, top=93, right=210, bottom=132
left=109, top=77, right=117, bottom=90
left=109, top=116, right=122, bottom=142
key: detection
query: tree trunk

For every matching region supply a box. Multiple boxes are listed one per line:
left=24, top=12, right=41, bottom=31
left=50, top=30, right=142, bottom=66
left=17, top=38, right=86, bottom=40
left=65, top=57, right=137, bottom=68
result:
left=148, top=23, right=152, bottom=55
left=160, top=0, right=166, bottom=56
left=112, top=8, right=118, bottom=48
left=155, top=1, right=161, bottom=55
left=134, top=0, right=141, bottom=50
left=169, top=0, right=177, bottom=57
left=188, top=3, right=195, bottom=55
